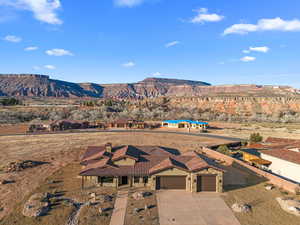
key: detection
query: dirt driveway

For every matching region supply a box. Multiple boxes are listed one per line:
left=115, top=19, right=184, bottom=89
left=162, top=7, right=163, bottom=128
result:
left=156, top=191, right=241, bottom=225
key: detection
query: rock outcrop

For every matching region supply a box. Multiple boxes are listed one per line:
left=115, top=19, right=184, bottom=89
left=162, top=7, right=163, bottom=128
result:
left=22, top=193, right=51, bottom=217
left=1, top=74, right=297, bottom=99
left=276, top=197, right=300, bottom=216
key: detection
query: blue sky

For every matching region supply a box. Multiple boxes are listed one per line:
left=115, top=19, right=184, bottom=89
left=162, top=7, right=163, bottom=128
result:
left=1, top=0, right=300, bottom=87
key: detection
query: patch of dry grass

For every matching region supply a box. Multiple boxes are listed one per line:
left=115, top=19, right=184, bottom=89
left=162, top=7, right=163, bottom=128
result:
left=0, top=131, right=228, bottom=220
left=0, top=163, right=116, bottom=225
left=125, top=188, right=159, bottom=225
left=223, top=167, right=300, bottom=225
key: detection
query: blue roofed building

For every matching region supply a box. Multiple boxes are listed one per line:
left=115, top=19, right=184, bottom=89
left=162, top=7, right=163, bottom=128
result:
left=162, top=120, right=208, bottom=130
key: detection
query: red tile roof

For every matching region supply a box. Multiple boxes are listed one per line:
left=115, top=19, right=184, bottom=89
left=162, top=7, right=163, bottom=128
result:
left=79, top=145, right=224, bottom=176
left=111, top=145, right=139, bottom=161
left=260, top=149, right=300, bottom=165
left=149, top=157, right=189, bottom=174
left=248, top=137, right=300, bottom=165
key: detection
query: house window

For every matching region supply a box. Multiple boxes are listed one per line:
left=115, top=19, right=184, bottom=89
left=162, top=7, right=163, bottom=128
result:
left=100, top=176, right=114, bottom=183
left=134, top=176, right=140, bottom=183
left=143, top=176, right=148, bottom=183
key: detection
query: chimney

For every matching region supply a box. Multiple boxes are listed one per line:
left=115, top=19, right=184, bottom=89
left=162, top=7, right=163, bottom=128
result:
left=105, top=143, right=112, bottom=153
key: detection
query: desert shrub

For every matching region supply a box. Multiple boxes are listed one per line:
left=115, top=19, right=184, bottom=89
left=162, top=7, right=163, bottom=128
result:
left=217, top=145, right=231, bottom=155
left=249, top=133, right=263, bottom=143
left=0, top=98, right=22, bottom=106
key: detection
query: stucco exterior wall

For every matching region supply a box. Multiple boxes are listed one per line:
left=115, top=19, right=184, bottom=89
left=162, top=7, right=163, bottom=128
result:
left=114, top=158, right=136, bottom=166
left=260, top=153, right=300, bottom=184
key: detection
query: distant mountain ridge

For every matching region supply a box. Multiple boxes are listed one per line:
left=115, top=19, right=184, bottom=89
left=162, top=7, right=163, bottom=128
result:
left=0, top=74, right=298, bottom=99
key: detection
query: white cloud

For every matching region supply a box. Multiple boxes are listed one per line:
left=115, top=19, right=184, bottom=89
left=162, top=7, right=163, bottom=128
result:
left=24, top=46, right=38, bottom=51
left=165, top=41, right=180, bottom=48
left=224, top=17, right=300, bottom=35
left=243, top=46, right=270, bottom=54
left=249, top=46, right=269, bottom=53
left=3, top=35, right=22, bottom=42
left=190, top=8, right=224, bottom=24
left=152, top=72, right=162, bottom=76
left=114, top=0, right=144, bottom=7
left=44, top=64, right=56, bottom=70
left=46, top=48, right=73, bottom=56
left=0, top=0, right=62, bottom=25
left=240, top=56, right=256, bottom=62
left=122, top=61, right=135, bottom=67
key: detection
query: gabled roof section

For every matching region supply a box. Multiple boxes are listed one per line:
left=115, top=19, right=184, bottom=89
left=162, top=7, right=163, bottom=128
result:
left=81, top=146, right=105, bottom=161
left=81, top=150, right=111, bottom=163
left=80, top=158, right=117, bottom=174
left=149, top=157, right=189, bottom=174
left=112, top=145, right=139, bottom=161
left=185, top=152, right=225, bottom=172
left=260, top=149, right=300, bottom=165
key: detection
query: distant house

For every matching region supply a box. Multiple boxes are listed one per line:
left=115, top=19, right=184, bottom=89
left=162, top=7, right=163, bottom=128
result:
left=108, top=118, right=146, bottom=129
left=245, top=137, right=300, bottom=184
left=162, top=120, right=208, bottom=130
left=50, top=120, right=89, bottom=131
left=28, top=123, right=50, bottom=133
left=80, top=143, right=224, bottom=192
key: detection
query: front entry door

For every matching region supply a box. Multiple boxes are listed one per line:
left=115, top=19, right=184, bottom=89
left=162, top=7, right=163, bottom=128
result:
left=119, top=176, right=128, bottom=186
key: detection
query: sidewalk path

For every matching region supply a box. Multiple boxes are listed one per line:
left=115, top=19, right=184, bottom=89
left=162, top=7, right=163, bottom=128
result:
left=109, top=190, right=128, bottom=225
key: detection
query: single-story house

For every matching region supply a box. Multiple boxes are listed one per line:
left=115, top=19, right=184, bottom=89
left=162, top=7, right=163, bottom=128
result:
left=162, top=120, right=208, bottom=130
left=260, top=147, right=300, bottom=183
left=50, top=120, right=89, bottom=131
left=108, top=118, right=147, bottom=129
left=246, top=137, right=300, bottom=184
left=80, top=143, right=224, bottom=192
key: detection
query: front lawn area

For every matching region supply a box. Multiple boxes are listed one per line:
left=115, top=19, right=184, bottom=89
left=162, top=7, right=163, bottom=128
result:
left=0, top=163, right=116, bottom=225
left=125, top=188, right=159, bottom=225
left=222, top=164, right=300, bottom=225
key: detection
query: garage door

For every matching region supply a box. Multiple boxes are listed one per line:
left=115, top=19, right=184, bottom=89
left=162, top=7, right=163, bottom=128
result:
left=156, top=176, right=186, bottom=190
left=197, top=175, right=217, bottom=192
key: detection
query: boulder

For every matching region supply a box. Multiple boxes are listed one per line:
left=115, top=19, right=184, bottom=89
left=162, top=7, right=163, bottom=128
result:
left=231, top=203, right=251, bottom=213
left=98, top=194, right=113, bottom=203
left=265, top=185, right=274, bottom=190
left=90, top=192, right=96, bottom=198
left=22, top=193, right=50, bottom=217
left=4, top=160, right=43, bottom=173
left=132, top=191, right=152, bottom=200
left=1, top=179, right=12, bottom=185
left=276, top=197, right=300, bottom=216
left=132, top=192, right=144, bottom=200
left=133, top=208, right=139, bottom=214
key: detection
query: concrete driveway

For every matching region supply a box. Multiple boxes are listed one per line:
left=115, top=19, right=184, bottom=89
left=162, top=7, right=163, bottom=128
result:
left=156, top=191, right=241, bottom=225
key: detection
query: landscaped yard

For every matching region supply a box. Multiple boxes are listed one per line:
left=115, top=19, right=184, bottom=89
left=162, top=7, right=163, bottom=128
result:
left=0, top=163, right=116, bottom=225
left=222, top=163, right=300, bottom=225
left=125, top=188, right=159, bottom=225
